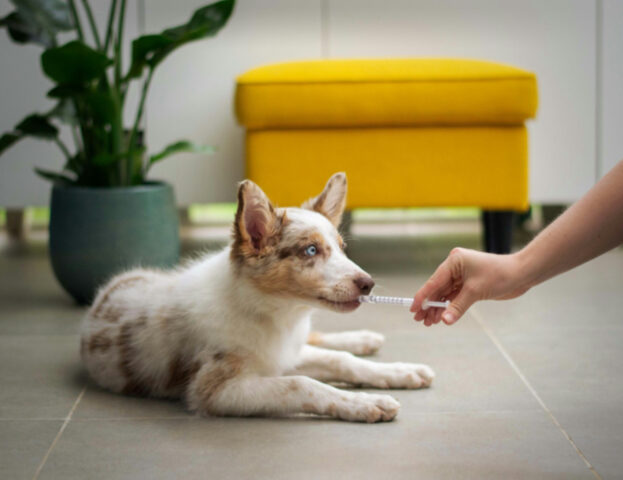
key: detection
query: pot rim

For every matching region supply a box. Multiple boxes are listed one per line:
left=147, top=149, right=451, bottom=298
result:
left=52, top=180, right=172, bottom=194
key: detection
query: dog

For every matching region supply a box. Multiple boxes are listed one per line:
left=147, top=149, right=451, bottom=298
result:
left=80, top=172, right=434, bottom=423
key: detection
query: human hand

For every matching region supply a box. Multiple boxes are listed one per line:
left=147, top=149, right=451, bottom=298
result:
left=410, top=248, right=529, bottom=326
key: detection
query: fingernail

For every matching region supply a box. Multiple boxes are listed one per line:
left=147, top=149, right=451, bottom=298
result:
left=442, top=312, right=455, bottom=324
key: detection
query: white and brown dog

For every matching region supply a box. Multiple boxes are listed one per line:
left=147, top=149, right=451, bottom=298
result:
left=81, top=173, right=434, bottom=423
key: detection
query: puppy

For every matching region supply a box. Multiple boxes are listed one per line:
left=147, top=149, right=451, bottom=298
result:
left=80, top=172, right=434, bottom=422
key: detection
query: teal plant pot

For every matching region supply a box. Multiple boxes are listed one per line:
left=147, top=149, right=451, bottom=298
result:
left=49, top=182, right=179, bottom=304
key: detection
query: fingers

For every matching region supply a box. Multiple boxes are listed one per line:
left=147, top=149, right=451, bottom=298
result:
left=441, top=287, right=477, bottom=325
left=410, top=256, right=455, bottom=314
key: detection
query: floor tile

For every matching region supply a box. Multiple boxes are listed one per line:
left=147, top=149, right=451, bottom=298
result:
left=0, top=335, right=85, bottom=419
left=39, top=412, right=593, bottom=480
left=2, top=231, right=622, bottom=479
left=73, top=386, right=190, bottom=420
left=0, top=419, right=62, bottom=480
left=553, top=408, right=623, bottom=480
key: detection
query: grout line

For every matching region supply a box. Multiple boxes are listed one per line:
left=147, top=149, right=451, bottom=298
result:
left=32, top=386, right=86, bottom=480
left=0, top=418, right=66, bottom=421
left=470, top=308, right=602, bottom=480
left=72, top=416, right=192, bottom=421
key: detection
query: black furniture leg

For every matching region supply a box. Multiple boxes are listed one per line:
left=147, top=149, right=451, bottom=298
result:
left=482, top=210, right=514, bottom=254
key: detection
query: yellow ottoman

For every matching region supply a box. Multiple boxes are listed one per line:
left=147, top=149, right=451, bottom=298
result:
left=235, top=58, right=538, bottom=253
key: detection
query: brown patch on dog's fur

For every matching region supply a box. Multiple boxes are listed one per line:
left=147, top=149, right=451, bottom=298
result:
left=196, top=354, right=243, bottom=412
left=117, top=316, right=150, bottom=396
left=337, top=234, right=345, bottom=251
left=213, top=352, right=225, bottom=361
left=302, top=402, right=316, bottom=413
left=276, top=231, right=330, bottom=261
left=166, top=356, right=201, bottom=393
left=91, top=276, right=147, bottom=321
left=100, top=305, right=124, bottom=323
left=287, top=379, right=300, bottom=392
left=238, top=225, right=334, bottom=300
left=307, top=331, right=324, bottom=346
left=88, top=330, right=113, bottom=353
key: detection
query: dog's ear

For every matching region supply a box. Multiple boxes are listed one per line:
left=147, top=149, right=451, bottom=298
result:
left=234, top=180, right=278, bottom=252
left=302, top=172, right=347, bottom=227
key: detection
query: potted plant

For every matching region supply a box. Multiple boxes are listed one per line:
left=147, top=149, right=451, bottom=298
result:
left=0, top=0, right=235, bottom=303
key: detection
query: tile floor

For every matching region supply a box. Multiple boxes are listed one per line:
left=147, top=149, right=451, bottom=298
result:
left=1, top=226, right=621, bottom=479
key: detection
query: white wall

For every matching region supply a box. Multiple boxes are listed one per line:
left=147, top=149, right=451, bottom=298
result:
left=0, top=0, right=618, bottom=207
left=601, top=0, right=623, bottom=178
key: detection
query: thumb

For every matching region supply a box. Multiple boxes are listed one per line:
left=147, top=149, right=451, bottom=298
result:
left=442, top=287, right=477, bottom=325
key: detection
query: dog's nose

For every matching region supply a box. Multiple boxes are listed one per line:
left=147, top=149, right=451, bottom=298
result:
left=354, top=275, right=375, bottom=295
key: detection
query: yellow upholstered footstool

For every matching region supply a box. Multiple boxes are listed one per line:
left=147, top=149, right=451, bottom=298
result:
left=235, top=58, right=538, bottom=252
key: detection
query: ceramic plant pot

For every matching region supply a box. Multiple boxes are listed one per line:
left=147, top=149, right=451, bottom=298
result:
left=49, top=182, right=179, bottom=304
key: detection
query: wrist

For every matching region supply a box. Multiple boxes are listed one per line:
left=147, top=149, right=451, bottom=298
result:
left=513, top=246, right=540, bottom=292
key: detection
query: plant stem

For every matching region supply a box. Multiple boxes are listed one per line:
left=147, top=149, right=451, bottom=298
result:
left=80, top=0, right=101, bottom=49
left=114, top=0, right=126, bottom=90
left=54, top=137, right=72, bottom=160
left=110, top=90, right=124, bottom=185
left=104, top=0, right=118, bottom=53
left=127, top=67, right=153, bottom=184
left=114, top=0, right=127, bottom=183
left=68, top=0, right=84, bottom=42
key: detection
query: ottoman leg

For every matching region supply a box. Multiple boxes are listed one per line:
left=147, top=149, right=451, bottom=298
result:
left=481, top=210, right=514, bottom=254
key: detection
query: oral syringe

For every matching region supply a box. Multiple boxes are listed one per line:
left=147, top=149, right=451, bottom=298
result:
left=358, top=295, right=450, bottom=310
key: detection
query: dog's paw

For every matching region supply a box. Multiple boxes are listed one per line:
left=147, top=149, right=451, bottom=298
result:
left=332, top=392, right=400, bottom=423
left=365, top=362, right=435, bottom=389
left=319, top=330, right=385, bottom=356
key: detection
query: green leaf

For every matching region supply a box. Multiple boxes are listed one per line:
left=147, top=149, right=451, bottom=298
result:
left=0, top=0, right=74, bottom=47
left=47, top=84, right=86, bottom=98
left=126, top=34, right=172, bottom=79
left=126, top=0, right=235, bottom=79
left=0, top=112, right=61, bottom=157
left=16, top=113, right=58, bottom=138
left=41, top=40, right=112, bottom=85
left=0, top=132, right=22, bottom=155
left=83, top=91, right=115, bottom=124
left=148, top=140, right=214, bottom=167
left=34, top=167, right=75, bottom=185
left=92, top=152, right=116, bottom=167
left=63, top=153, right=82, bottom=175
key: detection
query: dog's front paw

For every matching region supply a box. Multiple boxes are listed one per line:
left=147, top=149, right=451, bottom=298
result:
left=332, top=392, right=400, bottom=423
left=366, top=362, right=435, bottom=389
left=320, top=330, right=385, bottom=356
left=348, top=330, right=385, bottom=356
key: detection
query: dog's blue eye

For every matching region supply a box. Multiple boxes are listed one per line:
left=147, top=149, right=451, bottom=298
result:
left=305, top=245, right=317, bottom=256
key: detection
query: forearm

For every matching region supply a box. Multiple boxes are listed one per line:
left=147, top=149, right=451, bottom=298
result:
left=516, top=160, right=623, bottom=289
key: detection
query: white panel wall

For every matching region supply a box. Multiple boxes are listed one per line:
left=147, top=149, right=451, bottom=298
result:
left=144, top=0, right=322, bottom=205
left=0, top=1, right=63, bottom=208
left=601, top=0, right=623, bottom=177
left=0, top=0, right=618, bottom=207
left=327, top=0, right=597, bottom=204
left=0, top=0, right=141, bottom=207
